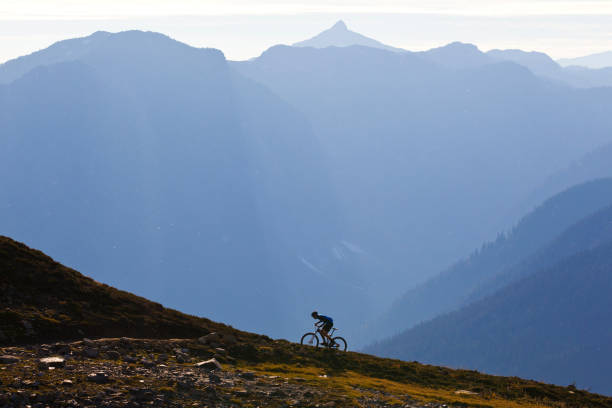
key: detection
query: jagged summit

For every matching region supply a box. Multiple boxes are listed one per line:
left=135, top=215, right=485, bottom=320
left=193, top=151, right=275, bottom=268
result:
left=292, top=20, right=405, bottom=53
left=331, top=20, right=348, bottom=31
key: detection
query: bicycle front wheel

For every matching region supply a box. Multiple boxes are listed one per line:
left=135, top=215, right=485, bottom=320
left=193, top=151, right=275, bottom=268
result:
left=300, top=332, right=319, bottom=348
left=332, top=336, right=347, bottom=351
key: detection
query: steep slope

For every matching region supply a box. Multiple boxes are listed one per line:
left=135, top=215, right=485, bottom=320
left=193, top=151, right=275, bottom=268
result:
left=234, top=45, right=612, bottom=305
left=0, top=236, right=227, bottom=344
left=367, top=234, right=612, bottom=395
left=2, top=235, right=611, bottom=408
left=365, top=178, right=612, bottom=344
left=293, top=20, right=405, bottom=52
left=0, top=30, right=373, bottom=341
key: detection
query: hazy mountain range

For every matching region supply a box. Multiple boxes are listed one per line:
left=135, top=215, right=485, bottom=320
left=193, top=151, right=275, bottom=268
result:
left=364, top=178, right=612, bottom=344
left=558, top=50, right=612, bottom=69
left=0, top=30, right=379, bottom=340
left=3, top=20, right=612, bottom=386
left=366, top=200, right=612, bottom=395
left=233, top=27, right=612, bottom=303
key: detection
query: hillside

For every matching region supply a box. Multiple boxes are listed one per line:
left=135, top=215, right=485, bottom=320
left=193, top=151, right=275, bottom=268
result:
left=1, top=236, right=612, bottom=407
left=366, top=231, right=612, bottom=395
left=366, top=178, right=612, bottom=344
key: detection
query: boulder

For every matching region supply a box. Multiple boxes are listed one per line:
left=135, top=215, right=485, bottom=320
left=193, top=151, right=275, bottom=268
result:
left=0, top=355, right=20, bottom=364
left=194, top=358, right=222, bottom=371
left=141, top=359, right=156, bottom=368
left=61, top=379, right=73, bottom=387
left=223, top=334, right=237, bottom=345
left=83, top=347, right=99, bottom=358
left=86, top=372, right=110, bottom=384
left=239, top=371, right=256, bottom=380
left=106, top=351, right=120, bottom=360
left=39, top=357, right=65, bottom=368
left=198, top=332, right=220, bottom=345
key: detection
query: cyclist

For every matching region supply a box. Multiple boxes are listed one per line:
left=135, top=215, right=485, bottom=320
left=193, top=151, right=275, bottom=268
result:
left=311, top=311, right=334, bottom=345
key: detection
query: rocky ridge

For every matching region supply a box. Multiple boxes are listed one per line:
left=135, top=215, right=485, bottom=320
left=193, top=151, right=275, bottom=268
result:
left=1, top=337, right=469, bottom=408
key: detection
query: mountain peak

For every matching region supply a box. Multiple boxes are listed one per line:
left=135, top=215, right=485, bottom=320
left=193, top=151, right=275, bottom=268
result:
left=330, top=20, right=348, bottom=31
left=292, top=20, right=405, bottom=53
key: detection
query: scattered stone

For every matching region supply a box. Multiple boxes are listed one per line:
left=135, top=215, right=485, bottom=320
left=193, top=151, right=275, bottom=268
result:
left=0, top=355, right=20, bottom=364
left=455, top=390, right=478, bottom=395
left=83, top=347, right=99, bottom=358
left=106, top=350, right=120, bottom=360
left=194, top=358, right=222, bottom=371
left=141, top=359, right=156, bottom=368
left=214, top=347, right=227, bottom=355
left=124, top=355, right=136, bottom=363
left=39, top=356, right=65, bottom=368
left=198, top=332, right=220, bottom=345
left=83, top=338, right=95, bottom=347
left=239, top=371, right=256, bottom=380
left=208, top=373, right=221, bottom=384
left=86, top=372, right=110, bottom=384
left=61, top=379, right=73, bottom=387
left=223, top=334, right=237, bottom=345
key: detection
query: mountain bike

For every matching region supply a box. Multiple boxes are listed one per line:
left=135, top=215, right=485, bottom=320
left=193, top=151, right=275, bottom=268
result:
left=300, top=324, right=347, bottom=351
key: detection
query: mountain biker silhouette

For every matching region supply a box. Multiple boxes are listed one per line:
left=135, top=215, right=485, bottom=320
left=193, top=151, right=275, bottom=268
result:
left=311, top=311, right=334, bottom=345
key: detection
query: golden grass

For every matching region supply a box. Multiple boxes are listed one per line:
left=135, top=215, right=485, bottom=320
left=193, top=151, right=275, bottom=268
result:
left=240, top=363, right=564, bottom=408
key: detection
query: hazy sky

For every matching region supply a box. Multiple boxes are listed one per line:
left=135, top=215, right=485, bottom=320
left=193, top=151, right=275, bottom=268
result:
left=1, top=0, right=612, bottom=63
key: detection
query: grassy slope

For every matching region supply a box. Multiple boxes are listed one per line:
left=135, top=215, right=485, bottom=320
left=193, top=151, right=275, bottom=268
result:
left=1, top=235, right=610, bottom=407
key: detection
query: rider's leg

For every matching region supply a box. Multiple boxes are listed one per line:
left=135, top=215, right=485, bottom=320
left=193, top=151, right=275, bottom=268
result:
left=321, top=329, right=334, bottom=345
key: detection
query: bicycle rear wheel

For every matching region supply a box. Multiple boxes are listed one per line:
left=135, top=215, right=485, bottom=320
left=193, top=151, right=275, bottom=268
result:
left=300, top=332, right=319, bottom=348
left=332, top=336, right=347, bottom=351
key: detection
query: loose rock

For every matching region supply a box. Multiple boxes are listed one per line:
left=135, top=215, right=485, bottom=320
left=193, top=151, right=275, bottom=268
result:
left=39, top=356, right=65, bottom=368
left=0, top=355, right=20, bottom=364
left=195, top=358, right=222, bottom=371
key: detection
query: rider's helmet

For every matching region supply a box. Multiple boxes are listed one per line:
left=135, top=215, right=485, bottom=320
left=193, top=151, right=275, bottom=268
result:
left=311, top=311, right=318, bottom=318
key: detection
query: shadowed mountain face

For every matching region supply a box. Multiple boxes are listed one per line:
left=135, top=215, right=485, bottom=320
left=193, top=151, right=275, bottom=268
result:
left=233, top=44, right=612, bottom=301
left=365, top=206, right=612, bottom=395
left=363, top=178, right=612, bottom=344
left=0, top=30, right=377, bottom=340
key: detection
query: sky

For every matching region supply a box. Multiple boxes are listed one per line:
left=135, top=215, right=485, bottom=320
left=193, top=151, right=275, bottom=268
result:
left=1, top=0, right=612, bottom=63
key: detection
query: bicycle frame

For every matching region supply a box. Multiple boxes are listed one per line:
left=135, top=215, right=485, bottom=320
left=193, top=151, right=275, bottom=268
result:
left=315, top=323, right=337, bottom=337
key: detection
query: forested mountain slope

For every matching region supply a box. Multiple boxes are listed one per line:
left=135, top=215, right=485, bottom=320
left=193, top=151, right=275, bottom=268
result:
left=366, top=179, right=612, bottom=343
left=366, top=207, right=612, bottom=395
